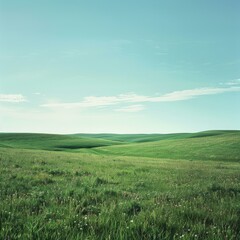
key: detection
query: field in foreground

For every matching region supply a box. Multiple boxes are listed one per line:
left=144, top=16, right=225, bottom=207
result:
left=0, top=131, right=240, bottom=239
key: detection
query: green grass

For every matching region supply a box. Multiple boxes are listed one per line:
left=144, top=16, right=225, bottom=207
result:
left=0, top=131, right=240, bottom=239
left=0, top=133, right=121, bottom=151
left=94, top=132, right=240, bottom=162
left=74, top=130, right=240, bottom=143
left=73, top=133, right=190, bottom=143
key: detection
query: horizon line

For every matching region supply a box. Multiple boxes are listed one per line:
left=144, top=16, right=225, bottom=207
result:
left=0, top=129, right=239, bottom=135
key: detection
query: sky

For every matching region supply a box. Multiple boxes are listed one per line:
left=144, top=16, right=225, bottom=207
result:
left=0, top=0, right=240, bottom=133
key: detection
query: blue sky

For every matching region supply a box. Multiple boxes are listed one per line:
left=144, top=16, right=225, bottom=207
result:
left=0, top=0, right=240, bottom=133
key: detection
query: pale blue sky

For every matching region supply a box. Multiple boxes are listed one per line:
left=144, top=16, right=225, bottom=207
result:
left=0, top=0, right=239, bottom=133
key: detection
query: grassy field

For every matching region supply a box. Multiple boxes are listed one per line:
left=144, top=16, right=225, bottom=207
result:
left=0, top=131, right=240, bottom=239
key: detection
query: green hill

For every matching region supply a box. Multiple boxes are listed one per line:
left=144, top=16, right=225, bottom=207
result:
left=1, top=130, right=239, bottom=161
left=74, top=133, right=190, bottom=143
left=0, top=133, right=121, bottom=151
left=94, top=131, right=240, bottom=162
left=187, top=130, right=239, bottom=138
left=74, top=130, right=239, bottom=143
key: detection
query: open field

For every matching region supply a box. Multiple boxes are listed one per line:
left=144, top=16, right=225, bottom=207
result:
left=0, top=131, right=240, bottom=239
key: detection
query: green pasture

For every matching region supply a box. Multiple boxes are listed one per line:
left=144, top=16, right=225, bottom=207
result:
left=0, top=131, right=239, bottom=239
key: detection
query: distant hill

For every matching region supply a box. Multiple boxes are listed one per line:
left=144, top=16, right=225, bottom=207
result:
left=73, top=133, right=190, bottom=143
left=94, top=131, right=240, bottom=162
left=0, top=133, right=121, bottom=151
left=1, top=130, right=239, bottom=161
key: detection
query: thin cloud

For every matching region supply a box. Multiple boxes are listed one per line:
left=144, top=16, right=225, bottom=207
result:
left=225, top=79, right=240, bottom=86
left=0, top=94, right=27, bottom=103
left=115, top=105, right=145, bottom=113
left=150, top=87, right=240, bottom=102
left=41, top=86, right=240, bottom=110
left=41, top=93, right=149, bottom=109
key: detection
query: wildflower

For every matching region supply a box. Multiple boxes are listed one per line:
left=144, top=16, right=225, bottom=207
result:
left=130, top=220, right=133, bottom=223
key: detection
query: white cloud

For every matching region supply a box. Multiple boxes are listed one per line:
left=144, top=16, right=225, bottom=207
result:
left=224, top=79, right=240, bottom=86
left=0, top=94, right=26, bottom=103
left=149, top=87, right=240, bottom=102
left=41, top=86, right=240, bottom=110
left=41, top=93, right=149, bottom=109
left=115, top=105, right=145, bottom=112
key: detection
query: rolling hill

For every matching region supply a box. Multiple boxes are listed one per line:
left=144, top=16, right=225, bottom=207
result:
left=0, top=133, right=121, bottom=151
left=1, top=130, right=239, bottom=161
left=94, top=131, right=240, bottom=162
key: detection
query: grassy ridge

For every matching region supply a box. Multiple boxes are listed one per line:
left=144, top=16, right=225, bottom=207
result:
left=94, top=132, right=240, bottom=162
left=0, top=133, right=121, bottom=151
left=74, top=133, right=190, bottom=143
left=74, top=130, right=239, bottom=143
left=1, top=131, right=240, bottom=161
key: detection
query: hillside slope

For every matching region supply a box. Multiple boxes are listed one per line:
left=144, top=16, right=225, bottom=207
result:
left=0, top=133, right=121, bottom=151
left=1, top=131, right=239, bottom=161
left=94, top=132, right=240, bottom=162
left=74, top=130, right=239, bottom=143
left=74, top=133, right=190, bottom=143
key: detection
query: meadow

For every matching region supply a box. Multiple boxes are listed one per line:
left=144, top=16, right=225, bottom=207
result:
left=0, top=131, right=240, bottom=239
